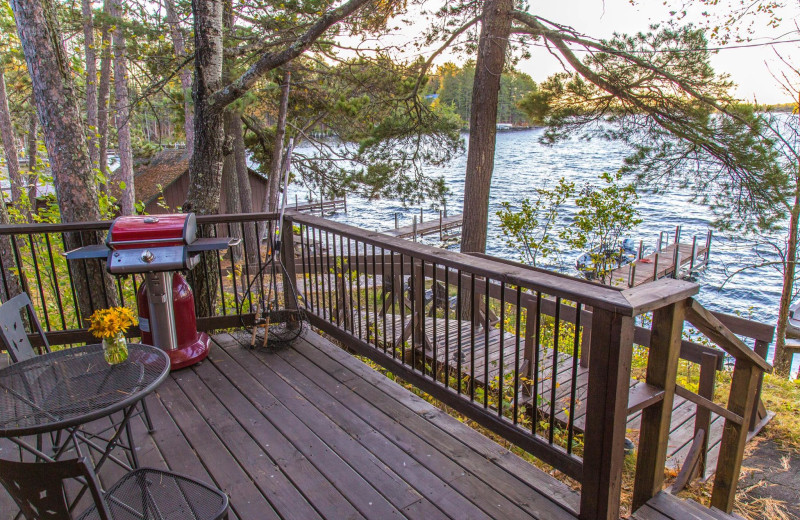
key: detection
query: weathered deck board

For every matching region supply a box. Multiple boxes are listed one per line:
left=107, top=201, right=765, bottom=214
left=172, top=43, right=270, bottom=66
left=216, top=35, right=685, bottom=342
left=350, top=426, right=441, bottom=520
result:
left=1, top=332, right=582, bottom=520
left=631, top=491, right=745, bottom=520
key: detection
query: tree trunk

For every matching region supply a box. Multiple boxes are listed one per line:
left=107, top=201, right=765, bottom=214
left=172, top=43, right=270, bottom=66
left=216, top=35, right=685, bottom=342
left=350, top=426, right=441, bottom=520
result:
left=0, top=68, right=24, bottom=208
left=165, top=0, right=194, bottom=155
left=0, top=200, right=25, bottom=301
left=109, top=0, right=135, bottom=215
left=459, top=0, right=512, bottom=254
left=26, top=105, right=37, bottom=201
left=266, top=69, right=291, bottom=213
left=232, top=112, right=258, bottom=265
left=186, top=0, right=224, bottom=316
left=774, top=176, right=800, bottom=377
left=81, top=0, right=99, bottom=167
left=223, top=110, right=242, bottom=263
left=186, top=0, right=224, bottom=215
left=97, top=1, right=112, bottom=181
left=10, top=0, right=117, bottom=320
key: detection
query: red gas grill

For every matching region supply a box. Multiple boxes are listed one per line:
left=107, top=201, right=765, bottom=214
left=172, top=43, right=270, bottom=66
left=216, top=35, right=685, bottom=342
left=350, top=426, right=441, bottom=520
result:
left=66, top=213, right=234, bottom=370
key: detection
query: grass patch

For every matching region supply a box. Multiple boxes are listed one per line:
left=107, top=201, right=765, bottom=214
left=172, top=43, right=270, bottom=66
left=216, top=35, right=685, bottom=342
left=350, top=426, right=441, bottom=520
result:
left=755, top=374, right=800, bottom=451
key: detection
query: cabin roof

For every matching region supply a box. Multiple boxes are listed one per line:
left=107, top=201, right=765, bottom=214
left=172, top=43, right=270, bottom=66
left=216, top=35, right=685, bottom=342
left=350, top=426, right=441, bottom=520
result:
left=113, top=149, right=268, bottom=207
left=129, top=149, right=190, bottom=205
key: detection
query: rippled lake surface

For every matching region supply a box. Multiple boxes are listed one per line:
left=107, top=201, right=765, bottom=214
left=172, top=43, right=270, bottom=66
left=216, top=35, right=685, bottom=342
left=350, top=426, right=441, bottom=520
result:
left=288, top=128, right=789, bottom=359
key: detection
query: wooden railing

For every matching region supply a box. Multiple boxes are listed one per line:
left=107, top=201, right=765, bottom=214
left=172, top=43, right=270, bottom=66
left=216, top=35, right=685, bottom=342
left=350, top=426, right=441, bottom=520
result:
left=0, top=212, right=772, bottom=519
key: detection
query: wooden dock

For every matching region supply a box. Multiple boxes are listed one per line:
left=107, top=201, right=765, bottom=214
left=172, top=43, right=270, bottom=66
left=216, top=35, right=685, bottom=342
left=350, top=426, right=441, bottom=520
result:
left=291, top=195, right=347, bottom=215
left=609, top=231, right=711, bottom=288
left=385, top=213, right=463, bottom=240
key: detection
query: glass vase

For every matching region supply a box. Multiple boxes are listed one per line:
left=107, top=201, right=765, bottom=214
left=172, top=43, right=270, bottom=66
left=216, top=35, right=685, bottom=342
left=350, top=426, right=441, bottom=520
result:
left=103, top=332, right=129, bottom=365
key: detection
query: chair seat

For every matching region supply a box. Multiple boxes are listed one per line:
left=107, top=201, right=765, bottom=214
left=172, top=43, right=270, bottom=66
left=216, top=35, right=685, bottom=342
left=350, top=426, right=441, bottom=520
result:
left=77, top=468, right=229, bottom=520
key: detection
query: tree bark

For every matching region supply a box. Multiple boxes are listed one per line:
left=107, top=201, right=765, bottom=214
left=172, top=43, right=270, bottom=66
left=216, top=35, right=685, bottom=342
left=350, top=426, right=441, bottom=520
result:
left=165, top=0, right=194, bottom=155
left=26, top=104, right=37, bottom=201
left=459, top=0, right=512, bottom=254
left=774, top=176, right=799, bottom=377
left=186, top=0, right=224, bottom=216
left=186, top=0, right=224, bottom=316
left=0, top=200, right=25, bottom=301
left=232, top=112, right=258, bottom=265
left=97, top=5, right=112, bottom=182
left=81, top=0, right=99, bottom=167
left=266, top=69, right=291, bottom=213
left=0, top=68, right=23, bottom=207
left=109, top=0, right=135, bottom=214
left=222, top=110, right=242, bottom=263
left=10, top=0, right=117, bottom=319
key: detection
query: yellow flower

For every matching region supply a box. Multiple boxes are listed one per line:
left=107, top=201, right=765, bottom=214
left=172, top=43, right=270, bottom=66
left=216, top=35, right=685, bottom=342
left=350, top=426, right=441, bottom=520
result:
left=88, top=307, right=138, bottom=339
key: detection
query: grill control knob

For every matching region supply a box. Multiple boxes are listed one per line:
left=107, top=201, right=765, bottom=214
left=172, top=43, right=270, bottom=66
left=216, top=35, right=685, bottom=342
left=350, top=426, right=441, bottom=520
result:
left=141, top=250, right=155, bottom=263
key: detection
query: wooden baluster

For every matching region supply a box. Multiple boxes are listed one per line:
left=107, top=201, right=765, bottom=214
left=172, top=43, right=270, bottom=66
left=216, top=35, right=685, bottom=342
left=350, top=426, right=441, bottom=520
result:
left=750, top=339, right=769, bottom=431
left=413, top=259, right=425, bottom=349
left=711, top=358, right=760, bottom=512
left=580, top=308, right=592, bottom=368
left=521, top=295, right=537, bottom=396
left=632, top=300, right=686, bottom=512
left=694, top=352, right=717, bottom=478
left=580, top=308, right=635, bottom=520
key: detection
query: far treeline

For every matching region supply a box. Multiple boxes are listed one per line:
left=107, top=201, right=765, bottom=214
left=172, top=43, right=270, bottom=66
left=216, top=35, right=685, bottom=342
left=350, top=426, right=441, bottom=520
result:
left=425, top=62, right=537, bottom=127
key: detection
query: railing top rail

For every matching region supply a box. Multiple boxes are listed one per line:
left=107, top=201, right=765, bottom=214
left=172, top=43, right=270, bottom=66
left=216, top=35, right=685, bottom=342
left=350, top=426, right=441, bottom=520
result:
left=0, top=212, right=281, bottom=235
left=686, top=298, right=773, bottom=373
left=289, top=212, right=699, bottom=315
left=715, top=312, right=775, bottom=344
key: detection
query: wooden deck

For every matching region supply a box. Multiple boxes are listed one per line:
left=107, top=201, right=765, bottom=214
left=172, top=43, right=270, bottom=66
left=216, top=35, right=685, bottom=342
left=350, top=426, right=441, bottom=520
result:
left=1, top=330, right=581, bottom=520
left=609, top=242, right=709, bottom=287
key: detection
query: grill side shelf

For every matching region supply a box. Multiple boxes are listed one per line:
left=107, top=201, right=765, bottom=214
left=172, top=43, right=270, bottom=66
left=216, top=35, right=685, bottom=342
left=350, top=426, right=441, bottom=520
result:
left=63, top=244, right=111, bottom=260
left=185, top=237, right=239, bottom=253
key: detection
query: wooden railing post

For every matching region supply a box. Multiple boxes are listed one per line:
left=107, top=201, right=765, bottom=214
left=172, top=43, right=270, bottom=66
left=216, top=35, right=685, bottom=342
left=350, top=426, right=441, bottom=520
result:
left=711, top=359, right=760, bottom=512
left=580, top=308, right=635, bottom=520
left=750, top=339, right=770, bottom=431
left=281, top=217, right=298, bottom=316
left=632, top=300, right=686, bottom=511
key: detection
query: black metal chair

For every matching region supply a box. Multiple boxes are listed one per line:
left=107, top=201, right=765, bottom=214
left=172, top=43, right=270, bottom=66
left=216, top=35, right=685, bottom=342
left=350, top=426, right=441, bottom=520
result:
left=0, top=293, right=51, bottom=363
left=0, top=294, right=155, bottom=463
left=0, top=456, right=229, bottom=520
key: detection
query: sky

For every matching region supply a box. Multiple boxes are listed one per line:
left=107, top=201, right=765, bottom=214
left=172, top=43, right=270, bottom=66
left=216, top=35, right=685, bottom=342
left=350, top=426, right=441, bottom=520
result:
left=513, top=1, right=799, bottom=104
left=390, top=0, right=800, bottom=104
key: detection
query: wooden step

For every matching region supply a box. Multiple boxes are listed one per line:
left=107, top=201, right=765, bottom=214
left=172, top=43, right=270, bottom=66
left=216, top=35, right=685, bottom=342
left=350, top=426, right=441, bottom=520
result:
left=631, top=492, right=743, bottom=520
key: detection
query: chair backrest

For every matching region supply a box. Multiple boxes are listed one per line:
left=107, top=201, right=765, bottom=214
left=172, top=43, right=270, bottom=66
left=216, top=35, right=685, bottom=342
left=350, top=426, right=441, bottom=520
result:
left=0, top=293, right=50, bottom=363
left=0, top=457, right=111, bottom=520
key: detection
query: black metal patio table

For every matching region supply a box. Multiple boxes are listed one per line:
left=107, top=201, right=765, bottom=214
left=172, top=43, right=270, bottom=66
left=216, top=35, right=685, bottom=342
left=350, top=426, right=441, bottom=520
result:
left=0, top=343, right=169, bottom=472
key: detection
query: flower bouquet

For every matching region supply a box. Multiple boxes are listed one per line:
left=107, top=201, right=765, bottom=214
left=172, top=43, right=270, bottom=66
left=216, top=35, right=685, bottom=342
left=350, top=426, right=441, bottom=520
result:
left=89, top=307, right=137, bottom=365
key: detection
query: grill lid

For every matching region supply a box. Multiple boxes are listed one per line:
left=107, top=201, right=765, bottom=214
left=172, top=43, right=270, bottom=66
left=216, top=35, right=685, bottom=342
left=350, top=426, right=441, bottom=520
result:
left=108, top=214, right=196, bottom=249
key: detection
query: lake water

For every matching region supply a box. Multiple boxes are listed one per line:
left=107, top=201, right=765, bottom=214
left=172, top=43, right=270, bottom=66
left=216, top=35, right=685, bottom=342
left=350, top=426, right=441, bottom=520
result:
left=288, top=128, right=793, bottom=367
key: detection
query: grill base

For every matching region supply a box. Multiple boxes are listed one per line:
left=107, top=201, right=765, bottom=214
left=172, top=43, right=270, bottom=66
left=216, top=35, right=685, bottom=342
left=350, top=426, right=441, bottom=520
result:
left=166, top=331, right=210, bottom=370
left=137, top=273, right=208, bottom=371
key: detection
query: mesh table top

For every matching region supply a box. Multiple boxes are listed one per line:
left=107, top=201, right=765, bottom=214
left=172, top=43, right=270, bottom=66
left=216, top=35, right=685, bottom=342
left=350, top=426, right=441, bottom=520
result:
left=0, top=343, right=170, bottom=437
